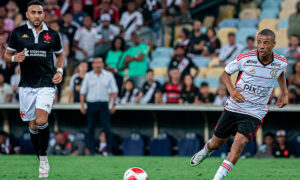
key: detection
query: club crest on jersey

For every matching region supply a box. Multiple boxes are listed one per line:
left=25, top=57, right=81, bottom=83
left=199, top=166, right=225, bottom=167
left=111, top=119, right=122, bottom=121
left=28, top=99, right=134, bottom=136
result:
left=44, top=34, right=51, bottom=43
left=270, top=68, right=278, bottom=78
left=250, top=69, right=256, bottom=73
left=22, top=34, right=29, bottom=38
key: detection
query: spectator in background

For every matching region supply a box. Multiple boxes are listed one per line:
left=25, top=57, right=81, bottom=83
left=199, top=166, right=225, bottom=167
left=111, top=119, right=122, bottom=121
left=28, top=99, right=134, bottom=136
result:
left=0, top=33, right=6, bottom=66
left=6, top=0, right=23, bottom=28
left=44, top=0, right=61, bottom=24
left=121, top=32, right=148, bottom=88
left=74, top=16, right=100, bottom=64
left=80, top=58, right=118, bottom=155
left=179, top=74, right=198, bottom=104
left=256, top=132, right=275, bottom=158
left=176, top=28, right=190, bottom=51
left=268, top=90, right=277, bottom=105
left=0, top=73, right=13, bottom=103
left=0, top=17, right=10, bottom=40
left=272, top=130, right=296, bottom=158
left=10, top=65, right=20, bottom=103
left=195, top=82, right=215, bottom=104
left=241, top=36, right=256, bottom=53
left=287, top=85, right=300, bottom=104
left=288, top=61, right=300, bottom=96
left=285, top=35, right=300, bottom=77
left=162, top=68, right=182, bottom=104
left=68, top=61, right=88, bottom=103
left=213, top=85, right=228, bottom=106
left=72, top=0, right=88, bottom=26
left=163, top=0, right=184, bottom=17
left=190, top=0, right=204, bottom=9
left=288, top=1, right=300, bottom=38
left=60, top=13, right=78, bottom=55
left=95, top=131, right=108, bottom=156
left=48, top=130, right=88, bottom=155
left=136, top=69, right=161, bottom=104
left=188, top=20, right=208, bottom=56
left=95, top=14, right=120, bottom=57
left=105, top=36, right=126, bottom=93
left=169, top=45, right=199, bottom=80
left=94, top=0, right=120, bottom=25
left=119, top=79, right=139, bottom=104
left=120, top=0, right=143, bottom=43
left=219, top=32, right=243, bottom=67
left=0, top=130, right=20, bottom=154
left=206, top=28, right=221, bottom=57
left=0, top=6, right=14, bottom=33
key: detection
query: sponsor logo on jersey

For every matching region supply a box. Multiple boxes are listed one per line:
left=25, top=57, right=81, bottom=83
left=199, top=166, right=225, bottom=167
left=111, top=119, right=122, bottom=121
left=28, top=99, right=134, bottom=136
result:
left=243, top=83, right=272, bottom=96
left=270, top=68, right=278, bottom=79
left=271, top=63, right=281, bottom=67
left=22, top=34, right=29, bottom=38
left=246, top=60, right=257, bottom=64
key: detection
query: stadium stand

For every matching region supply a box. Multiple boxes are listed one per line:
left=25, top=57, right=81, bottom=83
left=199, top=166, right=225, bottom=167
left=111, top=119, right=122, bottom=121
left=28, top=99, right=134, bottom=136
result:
left=178, top=133, right=203, bottom=156
left=149, top=133, right=173, bottom=156
left=122, top=133, right=145, bottom=156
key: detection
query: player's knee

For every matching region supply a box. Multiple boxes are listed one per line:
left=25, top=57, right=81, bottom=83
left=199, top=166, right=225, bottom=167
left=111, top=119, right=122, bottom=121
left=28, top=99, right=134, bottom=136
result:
left=35, top=117, right=47, bottom=126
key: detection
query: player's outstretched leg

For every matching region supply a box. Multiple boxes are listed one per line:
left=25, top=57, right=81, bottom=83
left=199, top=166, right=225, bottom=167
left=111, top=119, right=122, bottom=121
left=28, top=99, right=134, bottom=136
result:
left=36, top=109, right=50, bottom=178
left=213, top=132, right=249, bottom=180
left=29, top=120, right=40, bottom=159
left=190, top=135, right=228, bottom=166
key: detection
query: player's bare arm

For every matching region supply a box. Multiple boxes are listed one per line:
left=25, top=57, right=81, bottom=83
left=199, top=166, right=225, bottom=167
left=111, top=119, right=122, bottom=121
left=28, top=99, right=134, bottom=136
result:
left=80, top=94, right=86, bottom=114
left=52, top=52, right=64, bottom=84
left=221, top=71, right=245, bottom=103
left=4, top=49, right=26, bottom=63
left=276, top=72, right=288, bottom=108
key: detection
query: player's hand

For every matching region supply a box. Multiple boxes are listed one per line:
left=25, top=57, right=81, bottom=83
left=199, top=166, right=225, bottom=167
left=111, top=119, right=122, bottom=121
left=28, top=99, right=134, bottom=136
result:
left=230, top=88, right=245, bottom=103
left=15, top=49, right=26, bottom=62
left=80, top=106, right=86, bottom=114
left=276, top=94, right=288, bottom=108
left=52, top=72, right=63, bottom=84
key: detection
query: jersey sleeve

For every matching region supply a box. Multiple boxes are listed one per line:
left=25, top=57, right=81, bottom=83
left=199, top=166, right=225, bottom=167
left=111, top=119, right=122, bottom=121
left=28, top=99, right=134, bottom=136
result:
left=52, top=32, right=63, bottom=54
left=108, top=73, right=118, bottom=93
left=7, top=29, right=18, bottom=52
left=224, top=58, right=241, bottom=74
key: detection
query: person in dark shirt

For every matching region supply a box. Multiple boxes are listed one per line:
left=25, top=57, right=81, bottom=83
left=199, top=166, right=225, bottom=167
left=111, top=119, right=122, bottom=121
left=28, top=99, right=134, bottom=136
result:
left=179, top=74, right=198, bottom=104
left=168, top=45, right=199, bottom=80
left=0, top=130, right=21, bottom=155
left=136, top=69, right=161, bottom=104
left=188, top=20, right=208, bottom=56
left=272, top=130, right=296, bottom=158
left=162, top=68, right=182, bottom=104
left=206, top=27, right=221, bottom=57
left=4, top=1, right=64, bottom=178
left=195, top=82, right=215, bottom=104
left=60, top=13, right=77, bottom=57
left=68, top=61, right=88, bottom=103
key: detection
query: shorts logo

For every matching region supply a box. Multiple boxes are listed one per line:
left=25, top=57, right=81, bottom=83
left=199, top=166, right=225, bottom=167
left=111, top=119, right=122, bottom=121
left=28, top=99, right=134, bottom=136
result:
left=20, top=111, right=25, bottom=118
left=22, top=34, right=29, bottom=38
left=46, top=104, right=50, bottom=108
left=270, top=68, right=278, bottom=79
left=44, top=34, right=51, bottom=43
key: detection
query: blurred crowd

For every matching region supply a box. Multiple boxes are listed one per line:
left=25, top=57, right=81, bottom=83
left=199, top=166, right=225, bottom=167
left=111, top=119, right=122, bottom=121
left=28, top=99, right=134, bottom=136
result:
left=1, top=0, right=300, bottom=107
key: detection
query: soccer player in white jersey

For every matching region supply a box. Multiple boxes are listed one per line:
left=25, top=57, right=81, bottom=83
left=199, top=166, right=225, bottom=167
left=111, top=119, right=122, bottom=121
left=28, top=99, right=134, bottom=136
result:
left=190, top=29, right=288, bottom=180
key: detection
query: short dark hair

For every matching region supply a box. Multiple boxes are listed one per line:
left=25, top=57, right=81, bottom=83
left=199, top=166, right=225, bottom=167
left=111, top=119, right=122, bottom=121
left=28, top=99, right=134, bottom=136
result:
left=264, top=132, right=275, bottom=139
left=27, top=0, right=44, bottom=10
left=228, top=32, right=235, bottom=37
left=247, top=36, right=255, bottom=41
left=200, top=82, right=209, bottom=87
left=147, top=69, right=153, bottom=73
left=174, top=44, right=185, bottom=50
left=111, top=36, right=126, bottom=51
left=257, top=29, right=275, bottom=40
left=291, top=34, right=300, bottom=40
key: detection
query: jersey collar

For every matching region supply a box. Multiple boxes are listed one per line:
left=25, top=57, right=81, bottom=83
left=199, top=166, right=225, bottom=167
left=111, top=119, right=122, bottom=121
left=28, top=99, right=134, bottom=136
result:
left=26, top=20, right=48, bottom=31
left=257, top=50, right=274, bottom=66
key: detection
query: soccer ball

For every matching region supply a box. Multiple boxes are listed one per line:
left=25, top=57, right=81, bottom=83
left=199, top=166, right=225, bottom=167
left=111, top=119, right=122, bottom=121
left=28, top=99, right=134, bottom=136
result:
left=123, top=167, right=148, bottom=180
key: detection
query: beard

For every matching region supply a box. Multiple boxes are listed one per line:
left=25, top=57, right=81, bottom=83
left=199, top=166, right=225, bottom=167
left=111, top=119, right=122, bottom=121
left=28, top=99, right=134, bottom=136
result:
left=29, top=19, right=42, bottom=28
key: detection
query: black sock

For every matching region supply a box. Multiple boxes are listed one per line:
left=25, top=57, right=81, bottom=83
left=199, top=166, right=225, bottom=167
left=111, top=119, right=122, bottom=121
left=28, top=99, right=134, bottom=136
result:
left=29, top=127, right=39, bottom=159
left=37, top=122, right=49, bottom=156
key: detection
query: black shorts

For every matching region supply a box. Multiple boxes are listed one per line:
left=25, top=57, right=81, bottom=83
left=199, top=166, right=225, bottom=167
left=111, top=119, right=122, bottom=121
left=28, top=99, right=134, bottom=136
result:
left=214, top=110, right=263, bottom=142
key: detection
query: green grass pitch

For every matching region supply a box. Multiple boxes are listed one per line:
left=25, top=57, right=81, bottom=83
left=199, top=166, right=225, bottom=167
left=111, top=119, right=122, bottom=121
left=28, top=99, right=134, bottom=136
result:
left=0, top=156, right=299, bottom=180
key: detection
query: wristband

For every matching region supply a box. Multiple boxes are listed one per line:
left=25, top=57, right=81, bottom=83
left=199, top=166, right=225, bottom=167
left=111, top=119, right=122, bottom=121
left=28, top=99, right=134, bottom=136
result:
left=57, top=68, right=63, bottom=75
left=11, top=55, right=15, bottom=62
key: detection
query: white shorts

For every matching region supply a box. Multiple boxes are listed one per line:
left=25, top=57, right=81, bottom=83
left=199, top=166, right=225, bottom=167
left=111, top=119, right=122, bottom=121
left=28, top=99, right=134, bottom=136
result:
left=19, top=87, right=56, bottom=122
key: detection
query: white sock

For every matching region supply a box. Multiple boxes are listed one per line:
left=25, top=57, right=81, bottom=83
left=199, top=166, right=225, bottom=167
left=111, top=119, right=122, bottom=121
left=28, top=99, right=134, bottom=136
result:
left=39, top=155, right=48, bottom=161
left=213, top=160, right=234, bottom=180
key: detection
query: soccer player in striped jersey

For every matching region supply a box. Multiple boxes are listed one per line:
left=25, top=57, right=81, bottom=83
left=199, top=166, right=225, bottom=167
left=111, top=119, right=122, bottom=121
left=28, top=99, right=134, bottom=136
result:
left=190, top=29, right=288, bottom=180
